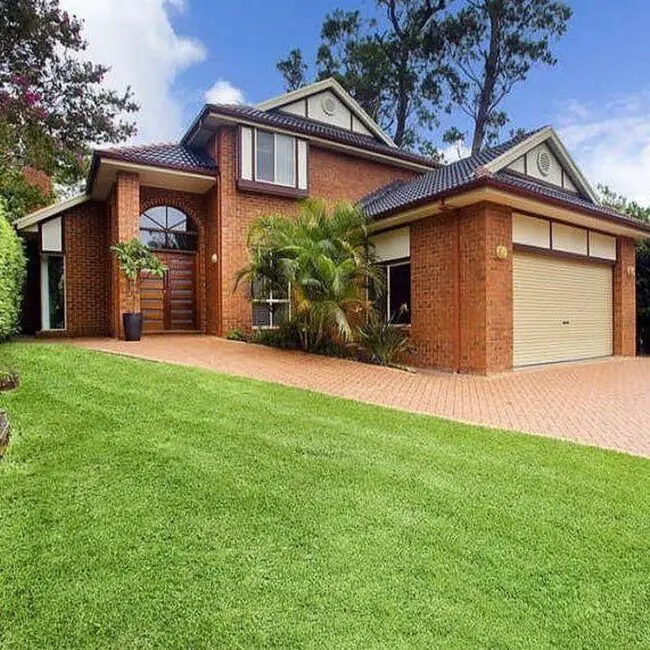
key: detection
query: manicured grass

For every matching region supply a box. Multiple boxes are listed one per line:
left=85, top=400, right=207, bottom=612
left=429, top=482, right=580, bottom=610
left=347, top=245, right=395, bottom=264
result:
left=0, top=343, right=648, bottom=649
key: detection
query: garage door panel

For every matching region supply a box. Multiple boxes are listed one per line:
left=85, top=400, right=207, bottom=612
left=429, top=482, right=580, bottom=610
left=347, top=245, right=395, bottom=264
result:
left=513, top=253, right=613, bottom=367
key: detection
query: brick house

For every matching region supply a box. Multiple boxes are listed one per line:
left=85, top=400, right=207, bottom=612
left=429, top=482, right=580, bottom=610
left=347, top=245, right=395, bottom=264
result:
left=15, top=78, right=650, bottom=374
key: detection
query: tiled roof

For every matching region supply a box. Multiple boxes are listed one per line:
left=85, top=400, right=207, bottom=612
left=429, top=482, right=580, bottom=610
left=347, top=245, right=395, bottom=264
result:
left=98, top=143, right=217, bottom=175
left=192, top=104, right=438, bottom=168
left=360, top=128, right=650, bottom=231
left=361, top=128, right=545, bottom=218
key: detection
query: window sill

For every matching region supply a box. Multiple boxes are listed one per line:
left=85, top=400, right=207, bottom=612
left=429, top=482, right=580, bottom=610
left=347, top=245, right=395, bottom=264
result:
left=237, top=179, right=308, bottom=199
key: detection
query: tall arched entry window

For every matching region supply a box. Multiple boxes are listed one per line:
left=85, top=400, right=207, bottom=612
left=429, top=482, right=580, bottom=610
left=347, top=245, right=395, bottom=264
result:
left=139, top=206, right=198, bottom=332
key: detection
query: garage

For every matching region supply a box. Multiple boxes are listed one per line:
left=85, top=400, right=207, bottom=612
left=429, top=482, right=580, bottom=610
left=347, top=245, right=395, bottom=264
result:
left=513, top=251, right=613, bottom=367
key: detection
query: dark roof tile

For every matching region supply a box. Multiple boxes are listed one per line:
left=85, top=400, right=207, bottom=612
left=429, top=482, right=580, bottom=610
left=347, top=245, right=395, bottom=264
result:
left=194, top=104, right=438, bottom=168
left=99, top=143, right=216, bottom=175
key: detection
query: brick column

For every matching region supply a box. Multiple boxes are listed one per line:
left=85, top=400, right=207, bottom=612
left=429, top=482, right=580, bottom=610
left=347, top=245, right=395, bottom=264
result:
left=614, top=237, right=636, bottom=356
left=110, top=172, right=140, bottom=338
left=458, top=202, right=513, bottom=374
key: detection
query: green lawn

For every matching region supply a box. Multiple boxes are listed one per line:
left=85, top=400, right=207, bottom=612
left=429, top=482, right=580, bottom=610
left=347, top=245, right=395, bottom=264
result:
left=0, top=343, right=648, bottom=649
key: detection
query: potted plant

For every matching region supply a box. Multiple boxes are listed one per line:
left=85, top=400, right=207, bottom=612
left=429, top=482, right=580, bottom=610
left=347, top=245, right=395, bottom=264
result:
left=111, top=238, right=167, bottom=341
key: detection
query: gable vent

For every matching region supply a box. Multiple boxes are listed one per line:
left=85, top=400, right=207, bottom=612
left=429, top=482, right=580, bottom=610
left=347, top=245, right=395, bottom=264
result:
left=321, top=95, right=337, bottom=116
left=537, top=150, right=552, bottom=177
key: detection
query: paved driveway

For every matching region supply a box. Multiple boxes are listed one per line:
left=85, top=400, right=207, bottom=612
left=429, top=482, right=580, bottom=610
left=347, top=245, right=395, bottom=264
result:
left=74, top=336, right=650, bottom=458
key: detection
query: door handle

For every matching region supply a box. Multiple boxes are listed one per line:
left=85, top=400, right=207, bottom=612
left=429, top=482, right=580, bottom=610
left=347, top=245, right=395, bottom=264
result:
left=561, top=320, right=570, bottom=325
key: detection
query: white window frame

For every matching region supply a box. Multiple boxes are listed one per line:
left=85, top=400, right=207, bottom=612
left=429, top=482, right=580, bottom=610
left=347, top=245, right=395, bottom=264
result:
left=254, top=129, right=296, bottom=188
left=40, top=254, right=66, bottom=331
left=378, top=259, right=411, bottom=325
left=252, top=281, right=291, bottom=330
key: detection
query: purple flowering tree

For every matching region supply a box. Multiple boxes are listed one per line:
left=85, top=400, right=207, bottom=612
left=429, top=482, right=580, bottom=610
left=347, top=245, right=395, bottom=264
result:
left=0, top=0, right=139, bottom=217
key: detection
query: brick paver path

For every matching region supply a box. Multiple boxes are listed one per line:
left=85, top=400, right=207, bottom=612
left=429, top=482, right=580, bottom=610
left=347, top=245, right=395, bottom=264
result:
left=74, top=336, right=650, bottom=457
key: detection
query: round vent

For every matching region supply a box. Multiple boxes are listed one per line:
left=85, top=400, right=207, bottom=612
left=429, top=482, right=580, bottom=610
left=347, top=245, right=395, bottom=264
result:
left=537, top=150, right=552, bottom=177
left=321, top=95, right=337, bottom=116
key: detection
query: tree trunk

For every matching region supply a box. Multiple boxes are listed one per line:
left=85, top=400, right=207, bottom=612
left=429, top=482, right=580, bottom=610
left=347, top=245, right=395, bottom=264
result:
left=393, top=56, right=410, bottom=147
left=471, top=1, right=501, bottom=156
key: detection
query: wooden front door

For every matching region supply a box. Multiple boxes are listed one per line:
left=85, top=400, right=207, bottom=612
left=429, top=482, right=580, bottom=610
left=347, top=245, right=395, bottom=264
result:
left=141, top=251, right=197, bottom=332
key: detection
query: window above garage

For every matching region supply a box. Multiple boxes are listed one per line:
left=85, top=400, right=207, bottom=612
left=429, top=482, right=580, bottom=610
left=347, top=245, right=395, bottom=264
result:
left=237, top=126, right=308, bottom=198
left=512, top=213, right=617, bottom=263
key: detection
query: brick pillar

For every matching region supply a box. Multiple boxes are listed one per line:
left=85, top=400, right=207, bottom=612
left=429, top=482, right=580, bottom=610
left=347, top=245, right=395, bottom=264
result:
left=458, top=202, right=513, bottom=374
left=613, top=237, right=636, bottom=356
left=110, top=172, right=140, bottom=338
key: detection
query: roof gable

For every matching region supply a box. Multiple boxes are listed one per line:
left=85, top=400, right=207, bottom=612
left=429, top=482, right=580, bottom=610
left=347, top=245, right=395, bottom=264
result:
left=256, top=78, right=395, bottom=148
left=483, top=126, right=598, bottom=203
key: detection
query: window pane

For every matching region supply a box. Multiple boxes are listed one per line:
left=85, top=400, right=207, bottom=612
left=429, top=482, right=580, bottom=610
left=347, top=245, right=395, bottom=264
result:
left=140, top=229, right=166, bottom=249
left=275, top=134, right=295, bottom=186
left=271, top=302, right=289, bottom=327
left=372, top=266, right=388, bottom=321
left=167, top=207, right=189, bottom=231
left=166, top=232, right=198, bottom=251
left=252, top=303, right=271, bottom=327
left=272, top=279, right=289, bottom=300
left=252, top=275, right=270, bottom=300
left=142, top=207, right=166, bottom=228
left=47, top=256, right=65, bottom=330
left=256, top=131, right=275, bottom=182
left=389, top=263, right=411, bottom=324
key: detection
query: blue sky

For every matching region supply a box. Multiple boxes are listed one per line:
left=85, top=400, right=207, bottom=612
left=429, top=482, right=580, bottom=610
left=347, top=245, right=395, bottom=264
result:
left=61, top=0, right=650, bottom=201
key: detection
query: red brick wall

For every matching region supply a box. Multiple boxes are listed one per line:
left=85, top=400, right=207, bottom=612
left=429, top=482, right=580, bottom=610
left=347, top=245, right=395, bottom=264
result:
left=64, top=201, right=111, bottom=336
left=111, top=172, right=141, bottom=336
left=216, top=127, right=421, bottom=334
left=408, top=202, right=513, bottom=375
left=614, top=237, right=636, bottom=356
left=309, top=146, right=417, bottom=201
left=410, top=211, right=460, bottom=370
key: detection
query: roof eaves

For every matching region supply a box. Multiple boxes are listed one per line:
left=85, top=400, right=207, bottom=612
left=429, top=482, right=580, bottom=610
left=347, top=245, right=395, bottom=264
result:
left=367, top=174, right=650, bottom=234
left=200, top=104, right=438, bottom=169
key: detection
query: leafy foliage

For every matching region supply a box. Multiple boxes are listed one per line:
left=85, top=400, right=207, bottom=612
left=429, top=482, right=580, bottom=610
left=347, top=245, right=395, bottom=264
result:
left=111, top=239, right=166, bottom=313
left=357, top=313, right=414, bottom=365
left=443, top=0, right=572, bottom=154
left=0, top=0, right=139, bottom=217
left=598, top=185, right=650, bottom=354
left=278, top=1, right=450, bottom=150
left=0, top=201, right=26, bottom=340
left=237, top=199, right=382, bottom=352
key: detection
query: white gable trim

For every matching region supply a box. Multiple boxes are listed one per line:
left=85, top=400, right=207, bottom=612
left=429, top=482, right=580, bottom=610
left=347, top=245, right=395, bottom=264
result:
left=256, top=78, right=396, bottom=148
left=15, top=194, right=90, bottom=231
left=484, top=126, right=598, bottom=203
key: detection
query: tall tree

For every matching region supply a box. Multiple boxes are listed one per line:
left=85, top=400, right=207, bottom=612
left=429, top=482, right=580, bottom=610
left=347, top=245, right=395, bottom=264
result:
left=443, top=0, right=572, bottom=155
left=599, top=184, right=650, bottom=355
left=277, top=1, right=449, bottom=149
left=276, top=49, right=308, bottom=92
left=0, top=0, right=139, bottom=217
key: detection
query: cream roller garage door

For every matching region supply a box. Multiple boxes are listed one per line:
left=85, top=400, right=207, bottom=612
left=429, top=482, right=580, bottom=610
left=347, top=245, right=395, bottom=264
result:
left=513, top=252, right=613, bottom=367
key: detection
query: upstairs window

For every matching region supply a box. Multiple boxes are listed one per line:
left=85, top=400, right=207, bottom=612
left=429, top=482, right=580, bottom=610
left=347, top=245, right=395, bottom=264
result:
left=255, top=130, right=296, bottom=187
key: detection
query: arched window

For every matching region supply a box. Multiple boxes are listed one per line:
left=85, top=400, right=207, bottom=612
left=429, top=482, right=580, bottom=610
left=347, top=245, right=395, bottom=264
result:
left=139, top=206, right=198, bottom=251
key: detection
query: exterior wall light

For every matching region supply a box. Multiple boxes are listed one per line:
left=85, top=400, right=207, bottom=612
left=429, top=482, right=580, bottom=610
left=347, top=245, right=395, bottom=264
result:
left=211, top=253, right=218, bottom=264
left=627, top=266, right=636, bottom=278
left=496, top=245, right=509, bottom=260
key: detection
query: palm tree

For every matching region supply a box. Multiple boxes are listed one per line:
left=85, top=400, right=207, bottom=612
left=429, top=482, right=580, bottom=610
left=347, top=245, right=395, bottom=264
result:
left=236, top=199, right=383, bottom=351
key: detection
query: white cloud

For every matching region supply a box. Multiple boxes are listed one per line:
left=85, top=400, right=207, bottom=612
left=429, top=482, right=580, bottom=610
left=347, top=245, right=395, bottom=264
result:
left=557, top=92, right=650, bottom=205
left=204, top=79, right=246, bottom=105
left=60, top=0, right=207, bottom=143
left=441, top=141, right=471, bottom=163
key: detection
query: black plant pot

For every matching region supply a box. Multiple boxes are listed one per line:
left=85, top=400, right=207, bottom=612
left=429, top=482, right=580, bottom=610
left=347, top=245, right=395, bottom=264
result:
left=123, top=313, right=144, bottom=342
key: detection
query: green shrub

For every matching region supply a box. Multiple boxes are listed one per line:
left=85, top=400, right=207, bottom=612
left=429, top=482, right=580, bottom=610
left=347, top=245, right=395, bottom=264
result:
left=358, top=315, right=414, bottom=366
left=226, top=328, right=248, bottom=342
left=250, top=320, right=302, bottom=350
left=0, top=202, right=26, bottom=341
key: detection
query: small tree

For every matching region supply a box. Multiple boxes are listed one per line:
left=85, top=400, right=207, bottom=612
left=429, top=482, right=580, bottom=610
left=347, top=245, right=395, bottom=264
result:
left=236, top=199, right=383, bottom=352
left=0, top=200, right=26, bottom=341
left=111, top=239, right=166, bottom=313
